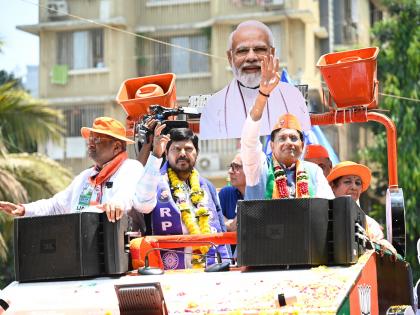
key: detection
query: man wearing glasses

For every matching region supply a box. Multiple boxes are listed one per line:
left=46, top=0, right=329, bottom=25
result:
left=200, top=20, right=311, bottom=140
left=218, top=154, right=245, bottom=232
left=0, top=117, right=143, bottom=223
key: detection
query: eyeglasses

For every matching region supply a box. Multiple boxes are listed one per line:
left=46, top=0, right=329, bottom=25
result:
left=229, top=163, right=243, bottom=172
left=231, top=46, right=271, bottom=58
left=88, top=136, right=114, bottom=145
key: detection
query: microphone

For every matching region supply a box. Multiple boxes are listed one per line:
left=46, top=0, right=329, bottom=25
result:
left=138, top=241, right=231, bottom=275
left=355, top=222, right=373, bottom=250
left=138, top=247, right=165, bottom=275
left=105, top=182, right=113, bottom=189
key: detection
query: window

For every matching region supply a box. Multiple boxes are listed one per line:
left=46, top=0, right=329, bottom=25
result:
left=369, top=1, right=383, bottom=26
left=62, top=105, right=105, bottom=137
left=153, top=35, right=209, bottom=74
left=57, top=29, right=104, bottom=70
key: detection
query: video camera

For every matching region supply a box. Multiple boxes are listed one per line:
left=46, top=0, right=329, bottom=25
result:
left=135, top=105, right=189, bottom=145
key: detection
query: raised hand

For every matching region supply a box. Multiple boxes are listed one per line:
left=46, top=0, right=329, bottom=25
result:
left=0, top=201, right=25, bottom=217
left=144, top=117, right=159, bottom=144
left=259, top=54, right=280, bottom=96
left=250, top=54, right=280, bottom=121
left=152, top=122, right=170, bottom=158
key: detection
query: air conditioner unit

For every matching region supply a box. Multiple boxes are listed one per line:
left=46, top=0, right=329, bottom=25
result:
left=196, top=153, right=220, bottom=172
left=47, top=0, right=68, bottom=18
left=264, top=0, right=285, bottom=8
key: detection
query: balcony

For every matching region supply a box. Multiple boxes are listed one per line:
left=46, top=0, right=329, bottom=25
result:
left=136, top=0, right=211, bottom=30
left=211, top=0, right=319, bottom=24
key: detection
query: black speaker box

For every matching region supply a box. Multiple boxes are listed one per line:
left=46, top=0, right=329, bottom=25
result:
left=237, top=196, right=366, bottom=267
left=331, top=196, right=366, bottom=264
left=14, top=212, right=129, bottom=282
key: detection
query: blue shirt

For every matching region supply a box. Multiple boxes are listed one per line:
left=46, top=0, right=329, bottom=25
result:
left=218, top=186, right=244, bottom=219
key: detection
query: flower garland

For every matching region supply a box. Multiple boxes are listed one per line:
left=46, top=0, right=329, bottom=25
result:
left=272, top=158, right=309, bottom=199
left=167, top=168, right=211, bottom=268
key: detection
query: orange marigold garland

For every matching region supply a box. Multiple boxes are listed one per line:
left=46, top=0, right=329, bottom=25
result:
left=272, top=159, right=310, bottom=199
left=168, top=168, right=211, bottom=268
left=296, top=170, right=309, bottom=198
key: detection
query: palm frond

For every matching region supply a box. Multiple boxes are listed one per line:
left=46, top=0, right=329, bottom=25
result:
left=0, top=82, right=64, bottom=151
left=0, top=153, right=73, bottom=201
left=0, top=168, right=28, bottom=202
left=0, top=213, right=12, bottom=262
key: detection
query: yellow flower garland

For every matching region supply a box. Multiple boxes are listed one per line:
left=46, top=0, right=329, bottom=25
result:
left=168, top=168, right=211, bottom=268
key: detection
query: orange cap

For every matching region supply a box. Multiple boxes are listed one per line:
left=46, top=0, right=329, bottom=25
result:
left=81, top=117, right=134, bottom=144
left=271, top=113, right=302, bottom=133
left=135, top=83, right=164, bottom=99
left=304, top=144, right=329, bottom=159
left=327, top=161, right=371, bottom=192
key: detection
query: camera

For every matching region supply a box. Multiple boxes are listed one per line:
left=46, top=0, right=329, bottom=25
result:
left=135, top=105, right=189, bottom=146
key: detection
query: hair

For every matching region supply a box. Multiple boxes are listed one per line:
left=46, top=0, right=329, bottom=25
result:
left=330, top=174, right=363, bottom=188
left=118, top=140, right=127, bottom=151
left=330, top=177, right=341, bottom=188
left=227, top=20, right=274, bottom=51
left=166, top=128, right=199, bottom=152
left=270, top=128, right=304, bottom=143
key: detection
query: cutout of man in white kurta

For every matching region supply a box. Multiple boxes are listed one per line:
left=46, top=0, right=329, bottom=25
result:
left=200, top=20, right=311, bottom=140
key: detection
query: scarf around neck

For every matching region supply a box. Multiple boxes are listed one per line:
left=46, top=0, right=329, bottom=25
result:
left=89, top=151, right=128, bottom=187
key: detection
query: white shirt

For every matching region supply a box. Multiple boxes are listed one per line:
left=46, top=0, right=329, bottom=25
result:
left=200, top=79, right=311, bottom=140
left=23, top=159, right=144, bottom=216
left=241, top=115, right=335, bottom=199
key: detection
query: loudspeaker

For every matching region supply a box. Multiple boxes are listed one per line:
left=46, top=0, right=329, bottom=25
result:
left=14, top=212, right=129, bottom=282
left=237, top=196, right=366, bottom=267
left=237, top=198, right=330, bottom=267
left=331, top=196, right=366, bottom=264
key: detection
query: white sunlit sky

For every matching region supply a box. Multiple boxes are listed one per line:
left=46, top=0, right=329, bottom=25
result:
left=0, top=0, right=39, bottom=80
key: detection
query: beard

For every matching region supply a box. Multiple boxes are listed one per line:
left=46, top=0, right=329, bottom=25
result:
left=232, top=63, right=261, bottom=88
left=170, top=157, right=195, bottom=174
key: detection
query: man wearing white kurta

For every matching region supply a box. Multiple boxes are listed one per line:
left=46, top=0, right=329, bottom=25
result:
left=240, top=53, right=334, bottom=200
left=0, top=117, right=144, bottom=222
left=200, top=20, right=310, bottom=140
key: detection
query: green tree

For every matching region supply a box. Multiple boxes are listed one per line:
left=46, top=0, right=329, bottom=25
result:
left=0, top=82, right=64, bottom=154
left=0, top=57, right=72, bottom=287
left=366, top=0, right=420, bottom=279
left=0, top=70, right=24, bottom=89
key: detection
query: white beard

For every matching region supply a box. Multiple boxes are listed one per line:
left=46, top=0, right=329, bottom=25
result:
left=232, top=64, right=261, bottom=88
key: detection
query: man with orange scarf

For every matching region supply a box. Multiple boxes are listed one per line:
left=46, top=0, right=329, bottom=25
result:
left=0, top=117, right=143, bottom=222
left=240, top=54, right=334, bottom=199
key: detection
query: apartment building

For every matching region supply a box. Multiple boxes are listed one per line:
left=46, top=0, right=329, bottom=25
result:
left=18, top=0, right=385, bottom=185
